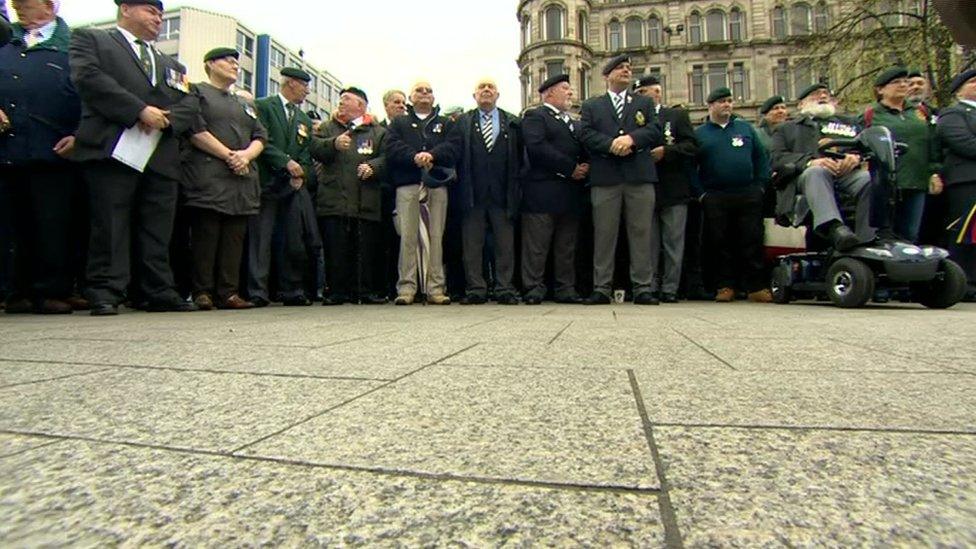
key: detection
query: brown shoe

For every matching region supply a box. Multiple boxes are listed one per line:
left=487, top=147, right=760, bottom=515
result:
left=748, top=289, right=774, bottom=303
left=426, top=294, right=451, bottom=305
left=715, top=287, right=736, bottom=303
left=193, top=293, right=215, bottom=311
left=219, top=294, right=254, bottom=310
left=3, top=297, right=32, bottom=314
left=65, top=295, right=90, bottom=311
left=35, top=298, right=73, bottom=315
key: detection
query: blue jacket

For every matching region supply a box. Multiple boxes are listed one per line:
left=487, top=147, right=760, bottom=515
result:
left=0, top=18, right=80, bottom=165
left=694, top=116, right=770, bottom=195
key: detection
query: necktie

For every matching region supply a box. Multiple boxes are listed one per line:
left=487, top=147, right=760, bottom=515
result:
left=25, top=30, right=43, bottom=48
left=135, top=39, right=153, bottom=79
left=481, top=113, right=494, bottom=152
left=612, top=93, right=624, bottom=120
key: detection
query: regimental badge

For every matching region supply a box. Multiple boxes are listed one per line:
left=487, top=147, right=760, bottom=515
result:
left=432, top=123, right=443, bottom=134
left=243, top=103, right=257, bottom=119
left=731, top=136, right=745, bottom=147
left=626, top=95, right=633, bottom=104
left=357, top=137, right=374, bottom=156
left=635, top=111, right=646, bottom=127
left=297, top=124, right=308, bottom=142
left=664, top=122, right=674, bottom=145
left=165, top=68, right=190, bottom=94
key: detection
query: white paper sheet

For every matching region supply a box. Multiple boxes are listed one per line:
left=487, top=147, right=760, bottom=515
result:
left=111, top=126, right=162, bottom=173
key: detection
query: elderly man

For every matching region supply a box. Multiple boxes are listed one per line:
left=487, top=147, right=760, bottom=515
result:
left=520, top=74, right=589, bottom=304
left=771, top=83, right=873, bottom=251
left=382, top=89, right=407, bottom=125
left=246, top=67, right=315, bottom=306
left=757, top=95, right=788, bottom=147
left=445, top=78, right=523, bottom=305
left=579, top=55, right=662, bottom=305
left=0, top=0, right=81, bottom=314
left=69, top=0, right=198, bottom=315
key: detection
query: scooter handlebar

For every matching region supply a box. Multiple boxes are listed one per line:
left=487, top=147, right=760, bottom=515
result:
left=817, top=138, right=859, bottom=153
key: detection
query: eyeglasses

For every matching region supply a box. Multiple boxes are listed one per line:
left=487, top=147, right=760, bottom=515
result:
left=414, top=87, right=432, bottom=93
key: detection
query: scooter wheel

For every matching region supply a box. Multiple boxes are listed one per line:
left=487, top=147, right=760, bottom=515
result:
left=826, top=258, right=874, bottom=308
left=771, top=264, right=792, bottom=304
left=913, top=260, right=967, bottom=309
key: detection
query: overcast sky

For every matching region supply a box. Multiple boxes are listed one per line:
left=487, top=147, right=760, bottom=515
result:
left=15, top=0, right=524, bottom=113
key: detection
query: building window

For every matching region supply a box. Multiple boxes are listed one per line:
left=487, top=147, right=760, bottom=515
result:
left=270, top=48, right=285, bottom=69
left=731, top=62, right=749, bottom=99
left=814, top=2, right=829, bottom=32
left=729, top=8, right=744, bottom=42
left=546, top=60, right=565, bottom=80
left=237, top=68, right=253, bottom=92
left=691, top=65, right=704, bottom=104
left=522, top=69, right=531, bottom=105
left=522, top=14, right=532, bottom=47
left=708, top=63, right=727, bottom=94
left=774, top=59, right=790, bottom=99
left=545, top=5, right=565, bottom=40
left=648, top=16, right=662, bottom=48
left=791, top=3, right=812, bottom=35
left=648, top=67, right=666, bottom=103
left=772, top=6, right=787, bottom=39
left=705, top=9, right=727, bottom=42
left=689, top=12, right=702, bottom=45
left=269, top=79, right=280, bottom=96
left=308, top=75, right=318, bottom=95
left=578, top=11, right=588, bottom=42
left=794, top=60, right=814, bottom=99
left=625, top=17, right=643, bottom=48
left=608, top=20, right=622, bottom=50
left=158, top=17, right=180, bottom=40
left=236, top=31, right=254, bottom=57
left=579, top=66, right=590, bottom=99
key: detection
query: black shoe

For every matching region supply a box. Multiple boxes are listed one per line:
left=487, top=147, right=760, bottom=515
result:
left=90, top=302, right=119, bottom=316
left=250, top=296, right=270, bottom=308
left=661, top=293, right=678, bottom=304
left=359, top=294, right=388, bottom=305
left=583, top=292, right=611, bottom=305
left=321, top=295, right=346, bottom=306
left=4, top=297, right=32, bottom=314
left=523, top=295, right=543, bottom=305
left=146, top=299, right=199, bottom=312
left=496, top=294, right=520, bottom=305
left=282, top=296, right=311, bottom=306
left=460, top=294, right=487, bottom=305
left=554, top=294, right=583, bottom=304
left=828, top=224, right=859, bottom=252
left=634, top=292, right=660, bottom=305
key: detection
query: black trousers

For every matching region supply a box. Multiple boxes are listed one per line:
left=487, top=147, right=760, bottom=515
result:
left=702, top=188, right=766, bottom=293
left=189, top=207, right=248, bottom=300
left=681, top=200, right=706, bottom=294
left=319, top=216, right=380, bottom=299
left=946, top=182, right=976, bottom=289
left=1, top=164, right=82, bottom=300
left=521, top=212, right=579, bottom=299
left=83, top=160, right=180, bottom=305
left=245, top=191, right=308, bottom=302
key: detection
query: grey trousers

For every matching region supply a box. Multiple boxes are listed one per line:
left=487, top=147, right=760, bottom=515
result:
left=462, top=206, right=516, bottom=297
left=395, top=184, right=448, bottom=297
left=650, top=204, right=688, bottom=295
left=521, top=212, right=579, bottom=299
left=591, top=184, right=657, bottom=296
left=798, top=167, right=875, bottom=241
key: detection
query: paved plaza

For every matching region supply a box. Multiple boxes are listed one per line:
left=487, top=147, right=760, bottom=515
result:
left=1, top=301, right=974, bottom=546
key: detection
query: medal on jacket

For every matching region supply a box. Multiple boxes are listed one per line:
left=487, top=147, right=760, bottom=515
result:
left=357, top=137, right=374, bottom=156
left=297, top=123, right=308, bottom=138
left=432, top=123, right=443, bottom=134
left=243, top=103, right=257, bottom=119
left=635, top=111, right=646, bottom=127
left=664, top=121, right=674, bottom=145
left=165, top=68, right=190, bottom=93
left=731, top=136, right=744, bottom=147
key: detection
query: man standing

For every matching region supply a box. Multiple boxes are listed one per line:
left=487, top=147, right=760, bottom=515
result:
left=377, top=88, right=407, bottom=299
left=579, top=55, right=662, bottom=305
left=694, top=87, right=772, bottom=303
left=246, top=67, right=315, bottom=306
left=69, top=0, right=198, bottom=315
left=633, top=75, right=697, bottom=304
left=381, top=89, right=407, bottom=125
left=446, top=78, right=523, bottom=305
left=520, top=74, right=589, bottom=304
left=757, top=95, right=788, bottom=147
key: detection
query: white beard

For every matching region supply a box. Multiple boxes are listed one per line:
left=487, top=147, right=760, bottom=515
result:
left=801, top=102, right=836, bottom=119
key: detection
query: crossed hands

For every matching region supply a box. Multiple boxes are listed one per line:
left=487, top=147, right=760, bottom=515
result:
left=414, top=152, right=434, bottom=170
left=571, top=163, right=590, bottom=181
left=610, top=135, right=635, bottom=157
left=285, top=159, right=305, bottom=189
left=810, top=154, right=861, bottom=177
left=225, top=150, right=254, bottom=176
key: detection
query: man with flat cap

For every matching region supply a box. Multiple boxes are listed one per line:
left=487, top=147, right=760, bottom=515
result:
left=579, top=55, right=662, bottom=305
left=520, top=74, right=589, bottom=304
left=246, top=66, right=316, bottom=306
left=69, top=0, right=198, bottom=315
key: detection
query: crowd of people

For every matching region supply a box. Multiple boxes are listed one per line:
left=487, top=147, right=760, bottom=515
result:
left=1, top=0, right=975, bottom=316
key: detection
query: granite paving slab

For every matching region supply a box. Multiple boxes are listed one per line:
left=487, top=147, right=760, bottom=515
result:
left=0, top=369, right=379, bottom=452
left=655, top=426, right=976, bottom=546
left=0, top=339, right=287, bottom=369
left=244, top=365, right=660, bottom=489
left=0, top=434, right=59, bottom=458
left=0, top=439, right=666, bottom=546
left=0, top=361, right=109, bottom=388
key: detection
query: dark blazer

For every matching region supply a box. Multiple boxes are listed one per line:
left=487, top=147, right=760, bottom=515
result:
left=0, top=15, right=11, bottom=48
left=68, top=27, right=196, bottom=180
left=579, top=91, right=662, bottom=186
left=384, top=105, right=454, bottom=187
left=444, top=107, right=523, bottom=217
left=654, top=105, right=698, bottom=208
left=936, top=101, right=976, bottom=185
left=520, top=105, right=587, bottom=215
left=255, top=95, right=314, bottom=194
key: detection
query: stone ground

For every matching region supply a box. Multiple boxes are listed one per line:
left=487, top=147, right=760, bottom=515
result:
left=0, top=300, right=974, bottom=547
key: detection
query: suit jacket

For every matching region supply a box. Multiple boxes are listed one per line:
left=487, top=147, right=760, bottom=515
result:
left=936, top=102, right=976, bottom=186
left=255, top=95, right=314, bottom=194
left=444, top=108, right=523, bottom=217
left=654, top=105, right=698, bottom=208
left=68, top=27, right=196, bottom=179
left=520, top=105, right=587, bottom=215
left=579, top=91, right=662, bottom=186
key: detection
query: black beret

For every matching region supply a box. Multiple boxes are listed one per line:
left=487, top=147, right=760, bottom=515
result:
left=116, top=0, right=164, bottom=9
left=950, top=69, right=976, bottom=94
left=602, top=54, right=630, bottom=76
left=280, top=67, right=312, bottom=82
left=760, top=95, right=786, bottom=115
left=203, top=47, right=238, bottom=63
left=797, top=83, right=830, bottom=101
left=538, top=74, right=570, bottom=94
left=875, top=66, right=909, bottom=87
left=706, top=87, right=732, bottom=104
left=633, top=75, right=660, bottom=90
left=340, top=86, right=368, bottom=104
left=907, top=69, right=923, bottom=79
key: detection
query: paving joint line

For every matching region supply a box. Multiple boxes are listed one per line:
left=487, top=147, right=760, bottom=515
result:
left=0, top=367, right=116, bottom=391
left=456, top=317, right=504, bottom=331
left=670, top=328, right=737, bottom=371
left=547, top=321, right=574, bottom=346
left=314, top=330, right=401, bottom=350
left=0, top=439, right=65, bottom=460
left=649, top=422, right=976, bottom=437
left=627, top=370, right=684, bottom=549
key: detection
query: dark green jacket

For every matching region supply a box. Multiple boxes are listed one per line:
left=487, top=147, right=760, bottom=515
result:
left=309, top=116, right=387, bottom=221
left=862, top=102, right=940, bottom=191
left=255, top=95, right=314, bottom=193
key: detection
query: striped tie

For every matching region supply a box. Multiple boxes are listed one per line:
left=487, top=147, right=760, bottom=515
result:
left=135, top=39, right=153, bottom=79
left=481, top=113, right=494, bottom=151
left=612, top=93, right=624, bottom=119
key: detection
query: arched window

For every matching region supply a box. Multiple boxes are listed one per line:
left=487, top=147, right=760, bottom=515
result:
left=608, top=20, right=622, bottom=50
left=578, top=11, right=589, bottom=42
left=772, top=6, right=787, bottom=39
left=545, top=5, right=565, bottom=40
left=521, top=14, right=532, bottom=47
left=705, top=9, right=727, bottom=42
left=729, top=8, right=744, bottom=41
left=648, top=16, right=663, bottom=48
left=689, top=12, right=702, bottom=44
left=814, top=2, right=829, bottom=32
left=625, top=16, right=644, bottom=48
left=791, top=3, right=812, bottom=35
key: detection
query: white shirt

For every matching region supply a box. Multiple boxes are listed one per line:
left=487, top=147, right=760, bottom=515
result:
left=23, top=19, right=57, bottom=46
left=278, top=94, right=298, bottom=120
left=607, top=90, right=627, bottom=108
left=414, top=111, right=431, bottom=121
left=116, top=26, right=156, bottom=85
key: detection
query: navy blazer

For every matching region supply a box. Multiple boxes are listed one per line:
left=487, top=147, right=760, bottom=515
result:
left=579, top=91, right=662, bottom=186
left=936, top=102, right=976, bottom=186
left=521, top=105, right=587, bottom=215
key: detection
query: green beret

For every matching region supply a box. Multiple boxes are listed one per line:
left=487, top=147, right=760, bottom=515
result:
left=706, top=87, right=732, bottom=104
left=602, top=54, right=630, bottom=76
left=760, top=95, right=786, bottom=115
left=340, top=86, right=368, bottom=104
left=538, top=74, right=569, bottom=94
left=907, top=69, right=923, bottom=79
left=203, top=47, right=238, bottom=63
left=797, top=83, right=830, bottom=102
left=875, top=66, right=908, bottom=87
left=115, top=0, right=163, bottom=9
left=280, top=67, right=312, bottom=83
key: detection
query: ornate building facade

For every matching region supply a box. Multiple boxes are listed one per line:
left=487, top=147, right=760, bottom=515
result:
left=516, top=0, right=855, bottom=120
